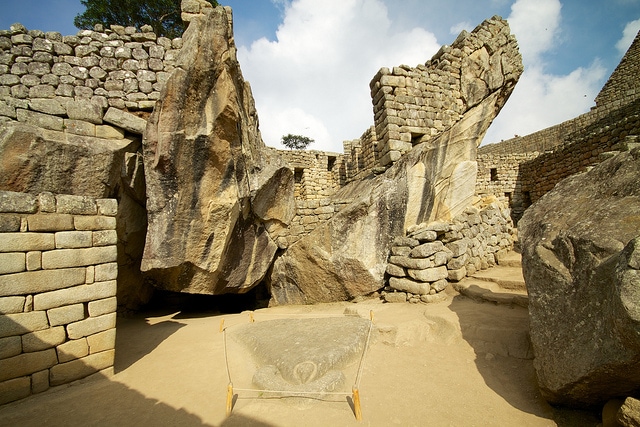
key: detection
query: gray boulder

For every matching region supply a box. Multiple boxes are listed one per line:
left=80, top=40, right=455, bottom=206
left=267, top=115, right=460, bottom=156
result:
left=141, top=6, right=295, bottom=294
left=519, top=148, right=640, bottom=407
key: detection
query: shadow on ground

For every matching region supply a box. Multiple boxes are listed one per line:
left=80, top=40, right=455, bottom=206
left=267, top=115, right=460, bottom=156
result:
left=448, top=295, right=601, bottom=427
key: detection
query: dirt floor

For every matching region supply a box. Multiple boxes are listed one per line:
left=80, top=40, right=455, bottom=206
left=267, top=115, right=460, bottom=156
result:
left=0, top=291, right=601, bottom=427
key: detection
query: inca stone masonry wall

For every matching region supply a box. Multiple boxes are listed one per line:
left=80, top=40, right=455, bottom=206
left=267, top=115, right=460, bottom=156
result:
left=476, top=30, right=640, bottom=218
left=0, top=191, right=118, bottom=405
left=0, top=22, right=182, bottom=130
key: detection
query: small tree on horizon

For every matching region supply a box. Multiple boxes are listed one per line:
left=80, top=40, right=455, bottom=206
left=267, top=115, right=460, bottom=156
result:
left=74, top=0, right=218, bottom=39
left=281, top=134, right=314, bottom=150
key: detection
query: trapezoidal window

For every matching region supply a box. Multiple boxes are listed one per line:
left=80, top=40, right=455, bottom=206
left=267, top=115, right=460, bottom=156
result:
left=327, top=156, right=336, bottom=171
left=490, top=168, right=498, bottom=181
left=294, top=168, right=303, bottom=184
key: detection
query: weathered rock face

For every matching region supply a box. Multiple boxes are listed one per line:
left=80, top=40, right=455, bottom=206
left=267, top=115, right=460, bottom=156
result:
left=141, top=6, right=294, bottom=294
left=519, top=148, right=640, bottom=407
left=269, top=18, right=523, bottom=305
left=0, top=121, right=151, bottom=311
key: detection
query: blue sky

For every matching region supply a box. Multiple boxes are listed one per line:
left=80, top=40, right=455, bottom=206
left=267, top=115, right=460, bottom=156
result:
left=2, top=0, right=640, bottom=152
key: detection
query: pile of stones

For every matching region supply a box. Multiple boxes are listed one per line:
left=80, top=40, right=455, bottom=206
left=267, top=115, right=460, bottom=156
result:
left=383, top=199, right=515, bottom=303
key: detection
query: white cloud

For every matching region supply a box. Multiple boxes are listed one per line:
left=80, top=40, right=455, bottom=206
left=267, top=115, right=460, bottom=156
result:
left=449, top=21, right=472, bottom=36
left=238, top=0, right=440, bottom=152
left=506, top=0, right=562, bottom=63
left=616, top=18, right=640, bottom=54
left=483, top=0, right=606, bottom=144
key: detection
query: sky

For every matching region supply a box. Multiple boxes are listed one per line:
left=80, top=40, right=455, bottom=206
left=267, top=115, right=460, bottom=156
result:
left=1, top=0, right=640, bottom=153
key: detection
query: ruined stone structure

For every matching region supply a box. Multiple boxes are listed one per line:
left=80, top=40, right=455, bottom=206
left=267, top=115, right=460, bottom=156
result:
left=0, top=191, right=117, bottom=404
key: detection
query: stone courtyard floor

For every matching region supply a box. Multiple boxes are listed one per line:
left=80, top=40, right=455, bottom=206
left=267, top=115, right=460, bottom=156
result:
left=0, top=293, right=600, bottom=426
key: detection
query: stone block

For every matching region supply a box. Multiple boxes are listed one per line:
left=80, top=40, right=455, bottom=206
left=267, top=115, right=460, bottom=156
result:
left=22, top=326, right=66, bottom=352
left=0, top=296, right=26, bottom=314
left=410, top=241, right=444, bottom=258
left=0, top=214, right=21, bottom=232
left=63, top=119, right=96, bottom=136
left=16, top=109, right=64, bottom=131
left=0, top=377, right=31, bottom=405
left=407, top=266, right=448, bottom=283
left=448, top=253, right=469, bottom=270
left=95, top=124, right=125, bottom=139
left=446, top=239, right=469, bottom=257
left=412, top=229, right=438, bottom=242
left=56, top=195, right=97, bottom=215
left=389, top=277, right=431, bottom=295
left=55, top=231, right=93, bottom=249
left=87, top=328, right=116, bottom=353
left=385, top=263, right=406, bottom=277
left=47, top=303, right=85, bottom=327
left=380, top=150, right=401, bottom=166
left=49, top=349, right=115, bottom=386
left=57, top=338, right=89, bottom=363
left=388, top=255, right=433, bottom=270
left=67, top=312, right=116, bottom=339
left=431, top=279, right=449, bottom=293
left=93, top=263, right=118, bottom=283
left=0, top=252, right=25, bottom=275
left=41, top=246, right=117, bottom=270
left=0, top=191, right=37, bottom=214
left=0, top=336, right=22, bottom=359
left=86, top=266, right=94, bottom=284
left=34, top=280, right=116, bottom=311
left=0, top=348, right=57, bottom=382
left=27, top=214, right=75, bottom=231
left=96, top=199, right=117, bottom=216
left=73, top=216, right=116, bottom=231
left=447, top=266, right=467, bottom=282
left=0, top=311, right=49, bottom=339
left=103, top=107, right=146, bottom=134
left=26, top=251, right=42, bottom=271
left=0, top=268, right=86, bottom=297
left=28, top=98, right=66, bottom=115
left=0, top=233, right=55, bottom=253
left=65, top=100, right=103, bottom=124
left=384, top=292, right=407, bottom=303
left=88, top=297, right=117, bottom=317
left=433, top=250, right=452, bottom=267
left=31, top=369, right=49, bottom=394
left=92, top=230, right=117, bottom=246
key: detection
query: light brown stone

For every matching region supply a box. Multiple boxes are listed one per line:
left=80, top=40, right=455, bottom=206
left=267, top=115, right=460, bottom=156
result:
left=54, top=231, right=93, bottom=249
left=87, top=328, right=116, bottom=353
left=73, top=216, right=116, bottom=231
left=0, top=232, right=54, bottom=253
left=31, top=369, right=49, bottom=394
left=0, top=348, right=57, bottom=382
left=47, top=303, right=85, bottom=327
left=21, top=326, right=66, bottom=352
left=88, top=297, right=117, bottom=317
left=0, top=311, right=48, bottom=338
left=56, top=338, right=89, bottom=363
left=41, top=246, right=117, bottom=269
left=0, top=376, right=31, bottom=405
left=34, top=280, right=116, bottom=311
left=0, top=296, right=26, bottom=314
left=67, top=312, right=116, bottom=339
left=49, top=349, right=115, bottom=386
left=27, top=214, right=75, bottom=232
left=0, top=336, right=22, bottom=359
left=0, top=252, right=25, bottom=275
left=0, top=268, right=86, bottom=297
left=94, top=262, right=117, bottom=282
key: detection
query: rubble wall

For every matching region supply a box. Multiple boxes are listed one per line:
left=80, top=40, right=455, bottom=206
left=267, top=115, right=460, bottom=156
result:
left=0, top=191, right=117, bottom=405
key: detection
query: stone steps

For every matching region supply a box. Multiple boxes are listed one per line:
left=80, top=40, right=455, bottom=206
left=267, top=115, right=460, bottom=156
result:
left=453, top=251, right=528, bottom=307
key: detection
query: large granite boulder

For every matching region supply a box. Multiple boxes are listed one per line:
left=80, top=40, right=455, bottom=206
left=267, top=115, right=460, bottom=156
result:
left=0, top=121, right=151, bottom=311
left=141, top=5, right=295, bottom=294
left=519, top=148, right=640, bottom=407
left=269, top=18, right=523, bottom=305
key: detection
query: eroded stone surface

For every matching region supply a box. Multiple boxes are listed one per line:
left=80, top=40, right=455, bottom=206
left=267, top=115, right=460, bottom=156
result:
left=141, top=6, right=294, bottom=294
left=519, top=148, right=640, bottom=407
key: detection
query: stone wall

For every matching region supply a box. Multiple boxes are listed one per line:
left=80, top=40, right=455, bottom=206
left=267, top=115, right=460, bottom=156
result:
left=0, top=22, right=182, bottom=128
left=383, top=198, right=515, bottom=303
left=0, top=191, right=117, bottom=405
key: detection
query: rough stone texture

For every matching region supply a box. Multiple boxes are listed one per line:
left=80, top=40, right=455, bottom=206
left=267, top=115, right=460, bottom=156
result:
left=269, top=18, right=522, bottom=305
left=618, top=397, right=640, bottom=427
left=519, top=148, right=640, bottom=407
left=141, top=6, right=294, bottom=295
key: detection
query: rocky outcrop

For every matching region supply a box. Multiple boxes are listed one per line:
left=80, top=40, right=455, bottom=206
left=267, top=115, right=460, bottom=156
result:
left=269, top=17, right=523, bottom=305
left=519, top=148, right=640, bottom=407
left=0, top=121, right=150, bottom=311
left=141, top=5, right=294, bottom=294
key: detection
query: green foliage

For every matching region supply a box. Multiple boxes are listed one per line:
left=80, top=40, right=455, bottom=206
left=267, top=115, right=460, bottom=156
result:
left=74, top=0, right=218, bottom=39
left=281, top=134, right=315, bottom=150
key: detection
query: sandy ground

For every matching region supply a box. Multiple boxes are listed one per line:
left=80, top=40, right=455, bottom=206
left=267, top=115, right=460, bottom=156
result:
left=0, top=292, right=600, bottom=427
